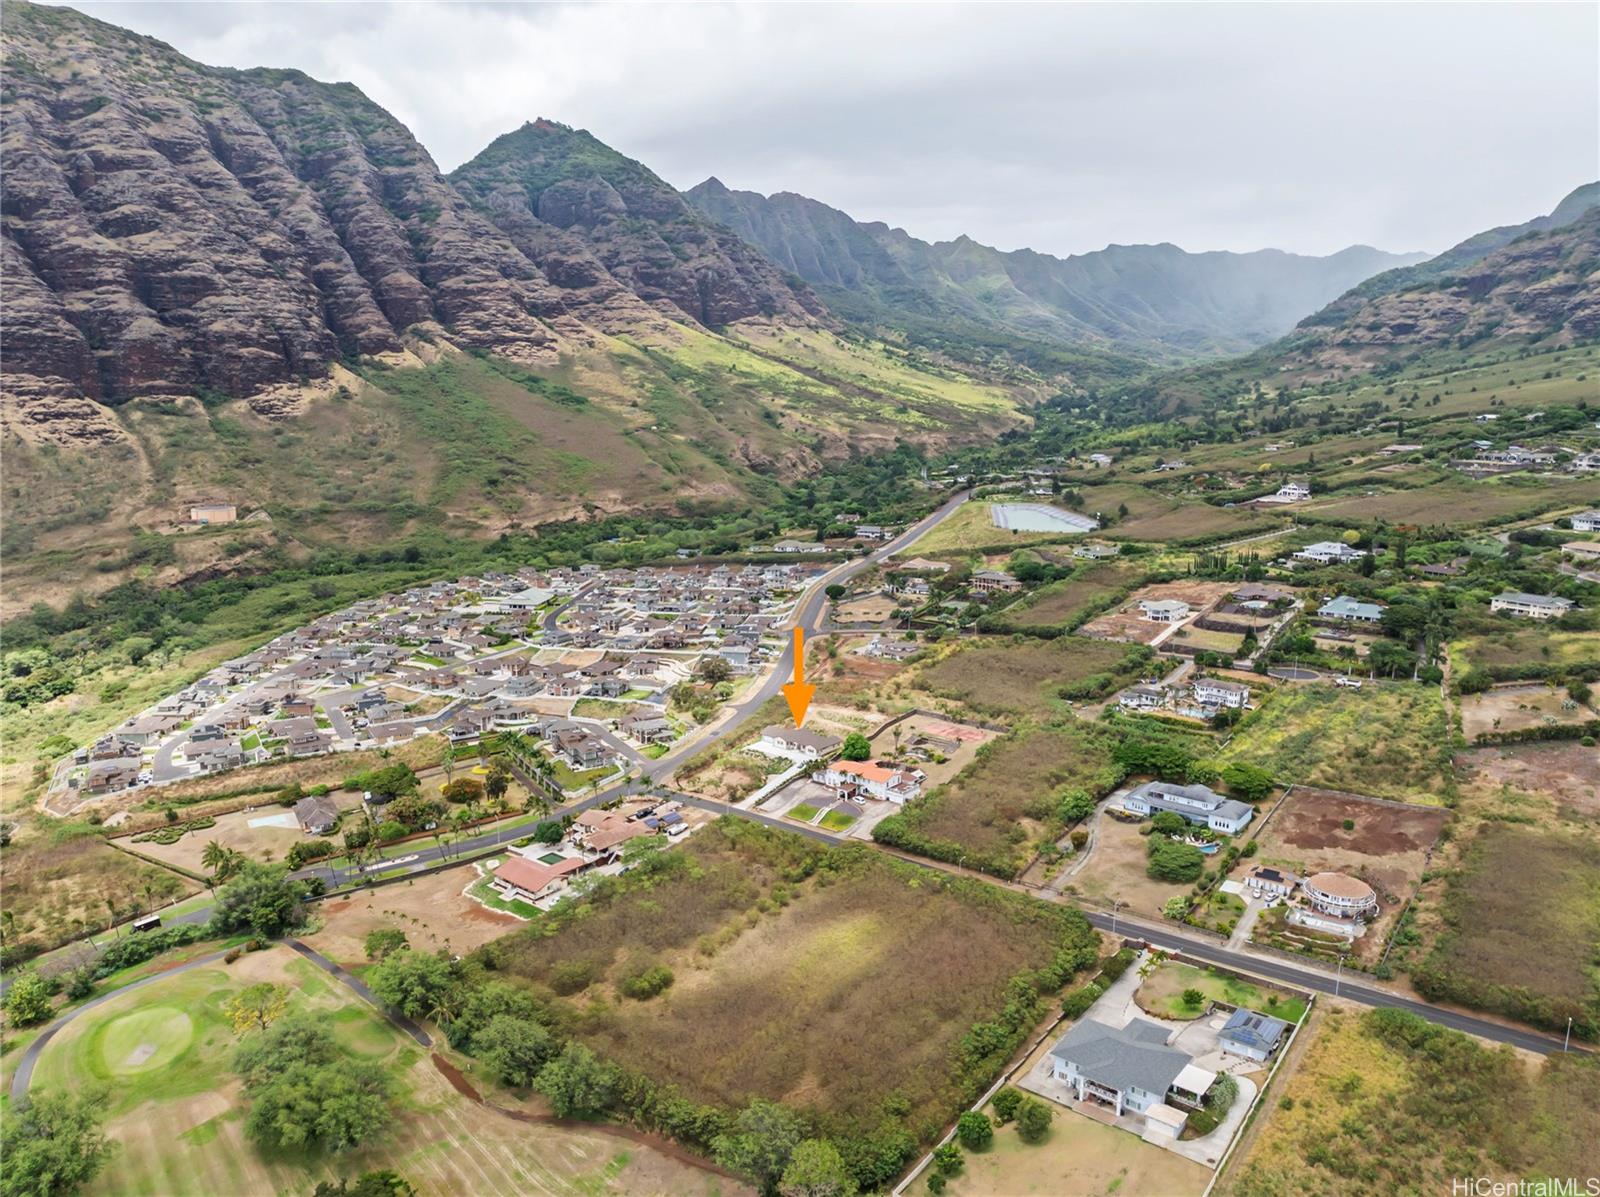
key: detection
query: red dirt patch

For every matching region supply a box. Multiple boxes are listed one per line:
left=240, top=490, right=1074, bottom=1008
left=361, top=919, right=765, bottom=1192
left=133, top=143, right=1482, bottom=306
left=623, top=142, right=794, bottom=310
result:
left=1270, top=787, right=1448, bottom=857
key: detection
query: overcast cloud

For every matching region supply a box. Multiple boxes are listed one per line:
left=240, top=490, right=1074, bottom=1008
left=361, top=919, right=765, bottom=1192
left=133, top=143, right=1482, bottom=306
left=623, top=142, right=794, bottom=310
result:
left=65, top=1, right=1600, bottom=258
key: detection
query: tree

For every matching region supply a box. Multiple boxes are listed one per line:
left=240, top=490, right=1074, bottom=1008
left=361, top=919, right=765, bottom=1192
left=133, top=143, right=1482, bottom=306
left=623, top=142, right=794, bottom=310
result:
left=534, top=1042, right=616, bottom=1117
left=364, top=928, right=408, bottom=960
left=712, top=1098, right=806, bottom=1191
left=1058, top=788, right=1095, bottom=823
left=485, top=759, right=512, bottom=805
left=990, top=1087, right=1022, bottom=1123
left=839, top=733, right=872, bottom=762
left=0, top=1088, right=116, bottom=1197
left=779, top=1139, right=856, bottom=1197
left=1181, top=987, right=1205, bottom=1009
left=824, top=584, right=847, bottom=600
left=209, top=862, right=304, bottom=938
left=955, top=1110, right=993, bottom=1151
left=367, top=949, right=454, bottom=1020
left=4, top=970, right=54, bottom=1027
left=312, top=1172, right=415, bottom=1197
left=474, top=1015, right=554, bottom=1088
left=233, top=1015, right=396, bottom=1152
left=698, top=656, right=733, bottom=684
left=1015, top=1096, right=1053, bottom=1143
left=1149, top=810, right=1187, bottom=837
left=441, top=778, right=484, bottom=805
left=224, top=983, right=289, bottom=1035
left=1147, top=838, right=1205, bottom=883
left=1219, top=762, right=1275, bottom=802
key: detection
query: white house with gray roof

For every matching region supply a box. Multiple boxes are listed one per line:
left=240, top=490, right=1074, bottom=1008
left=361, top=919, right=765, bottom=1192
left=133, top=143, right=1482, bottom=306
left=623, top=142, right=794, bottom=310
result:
left=1048, top=1018, right=1216, bottom=1125
left=1489, top=592, right=1575, bottom=620
left=1124, top=780, right=1254, bottom=834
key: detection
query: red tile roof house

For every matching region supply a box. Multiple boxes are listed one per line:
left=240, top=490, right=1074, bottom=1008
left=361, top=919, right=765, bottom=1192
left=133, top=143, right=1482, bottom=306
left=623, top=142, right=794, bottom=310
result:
left=490, top=855, right=587, bottom=905
left=570, top=809, right=650, bottom=854
left=816, top=760, right=925, bottom=804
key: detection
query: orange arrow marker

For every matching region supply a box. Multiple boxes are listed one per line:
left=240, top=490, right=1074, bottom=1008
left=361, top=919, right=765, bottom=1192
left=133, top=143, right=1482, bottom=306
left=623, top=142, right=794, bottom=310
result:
left=781, top=627, right=816, bottom=728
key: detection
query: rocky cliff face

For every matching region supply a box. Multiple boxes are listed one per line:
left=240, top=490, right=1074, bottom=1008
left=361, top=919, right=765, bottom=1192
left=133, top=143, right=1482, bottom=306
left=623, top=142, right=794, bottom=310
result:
left=1277, top=207, right=1600, bottom=368
left=449, top=121, right=829, bottom=329
left=0, top=2, right=698, bottom=434
left=686, top=178, right=1426, bottom=360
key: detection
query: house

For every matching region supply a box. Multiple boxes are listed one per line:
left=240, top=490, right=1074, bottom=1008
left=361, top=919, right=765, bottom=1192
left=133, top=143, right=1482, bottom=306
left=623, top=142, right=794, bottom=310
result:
left=570, top=809, right=649, bottom=854
left=894, top=557, right=951, bottom=574
left=1302, top=871, right=1378, bottom=919
left=1118, top=685, right=1166, bottom=711
left=294, top=794, right=341, bottom=835
left=758, top=725, right=842, bottom=758
left=1490, top=592, right=1575, bottom=620
left=772, top=539, right=826, bottom=553
left=116, top=714, right=181, bottom=745
left=1317, top=595, right=1386, bottom=624
left=1087, top=452, right=1115, bottom=467
left=1193, top=678, right=1250, bottom=709
left=1218, top=1009, right=1291, bottom=1062
left=498, top=586, right=555, bottom=613
left=1124, top=780, right=1254, bottom=834
left=1562, top=541, right=1600, bottom=562
left=189, top=501, right=237, bottom=524
left=552, top=726, right=610, bottom=769
left=853, top=525, right=890, bottom=541
left=491, top=855, right=587, bottom=904
left=1267, top=480, right=1311, bottom=503
left=1073, top=542, right=1121, bottom=559
left=1048, top=1018, right=1216, bottom=1128
left=1138, top=598, right=1191, bottom=623
left=1294, top=541, right=1366, bottom=565
left=816, top=759, right=923, bottom=804
left=971, top=570, right=1022, bottom=595
left=619, top=713, right=674, bottom=744
left=86, top=759, right=140, bottom=793
left=1244, top=865, right=1298, bottom=899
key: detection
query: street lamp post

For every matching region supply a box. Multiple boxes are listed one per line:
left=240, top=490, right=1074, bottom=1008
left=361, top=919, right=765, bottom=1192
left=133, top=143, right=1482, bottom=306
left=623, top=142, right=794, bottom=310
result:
left=1335, top=950, right=1347, bottom=997
left=1565, top=1016, right=1573, bottom=1053
left=1110, top=899, right=1127, bottom=940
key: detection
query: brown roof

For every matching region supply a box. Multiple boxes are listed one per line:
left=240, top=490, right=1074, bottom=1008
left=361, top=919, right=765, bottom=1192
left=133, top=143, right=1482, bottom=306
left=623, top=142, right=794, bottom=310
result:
left=1305, top=872, right=1375, bottom=901
left=494, top=855, right=585, bottom=895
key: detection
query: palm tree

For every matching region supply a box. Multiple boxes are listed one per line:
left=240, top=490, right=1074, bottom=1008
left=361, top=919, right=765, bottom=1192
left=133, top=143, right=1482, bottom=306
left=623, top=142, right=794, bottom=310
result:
left=104, top=897, right=121, bottom=939
left=201, top=840, right=229, bottom=876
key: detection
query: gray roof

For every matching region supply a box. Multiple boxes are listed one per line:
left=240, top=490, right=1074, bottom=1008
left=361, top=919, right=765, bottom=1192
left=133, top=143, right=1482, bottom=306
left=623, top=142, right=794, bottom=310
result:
left=1050, top=1018, right=1192, bottom=1096
left=1493, top=592, right=1573, bottom=608
left=1130, top=781, right=1254, bottom=824
left=1221, top=1008, right=1290, bottom=1051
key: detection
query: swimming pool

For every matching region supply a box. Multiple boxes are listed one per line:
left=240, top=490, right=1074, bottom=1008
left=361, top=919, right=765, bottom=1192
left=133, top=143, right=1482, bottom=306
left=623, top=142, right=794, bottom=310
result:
left=989, top=503, right=1100, bottom=534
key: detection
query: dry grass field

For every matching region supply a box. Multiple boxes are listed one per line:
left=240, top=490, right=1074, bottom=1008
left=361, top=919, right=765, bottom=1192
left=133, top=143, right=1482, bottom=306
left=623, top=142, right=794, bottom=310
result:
left=834, top=593, right=899, bottom=624
left=1301, top=476, right=1596, bottom=528
left=1451, top=628, right=1600, bottom=678
left=885, top=723, right=1123, bottom=876
left=1061, top=815, right=1192, bottom=919
left=125, top=789, right=368, bottom=873
left=1220, top=684, right=1453, bottom=803
left=1459, top=684, right=1597, bottom=740
left=1109, top=501, right=1278, bottom=542
left=1457, top=742, right=1600, bottom=818
left=914, top=636, right=1151, bottom=721
left=302, top=862, right=526, bottom=963
left=495, top=820, right=1097, bottom=1139
left=1222, top=1005, right=1600, bottom=1197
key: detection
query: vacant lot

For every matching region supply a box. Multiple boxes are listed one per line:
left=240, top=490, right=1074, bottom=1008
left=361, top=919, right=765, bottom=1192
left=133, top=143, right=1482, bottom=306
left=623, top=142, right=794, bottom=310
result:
left=1223, top=1006, right=1600, bottom=1197
left=1004, top=562, right=1138, bottom=630
left=867, top=712, right=996, bottom=788
left=900, top=501, right=1070, bottom=555
left=1110, top=501, right=1277, bottom=543
left=834, top=593, right=899, bottom=624
left=1136, top=961, right=1307, bottom=1023
left=1452, top=628, right=1600, bottom=679
left=1220, top=685, right=1453, bottom=803
left=1080, top=580, right=1236, bottom=645
left=882, top=723, right=1122, bottom=877
left=125, top=788, right=368, bottom=873
left=1459, top=684, right=1597, bottom=740
left=1457, top=742, right=1600, bottom=818
left=1412, top=824, right=1600, bottom=1038
left=0, top=822, right=199, bottom=957
left=1251, top=788, right=1447, bottom=964
left=915, top=636, right=1150, bottom=721
left=494, top=820, right=1097, bottom=1140
left=29, top=947, right=723, bottom=1197
left=302, top=861, right=525, bottom=964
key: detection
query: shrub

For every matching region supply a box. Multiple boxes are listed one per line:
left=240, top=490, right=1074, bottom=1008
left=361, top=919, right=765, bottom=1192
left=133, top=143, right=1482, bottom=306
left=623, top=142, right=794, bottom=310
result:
left=618, top=964, right=674, bottom=1000
left=1062, top=982, right=1104, bottom=1018
left=991, top=1087, right=1023, bottom=1123
left=955, top=1110, right=993, bottom=1151
left=932, top=1143, right=963, bottom=1176
left=1015, top=1096, right=1053, bottom=1143
left=1147, top=838, right=1205, bottom=883
left=549, top=960, right=599, bottom=995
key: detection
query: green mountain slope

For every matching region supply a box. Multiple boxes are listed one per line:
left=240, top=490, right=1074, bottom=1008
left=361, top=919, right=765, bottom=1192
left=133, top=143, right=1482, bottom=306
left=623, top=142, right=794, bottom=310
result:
left=686, top=178, right=1426, bottom=361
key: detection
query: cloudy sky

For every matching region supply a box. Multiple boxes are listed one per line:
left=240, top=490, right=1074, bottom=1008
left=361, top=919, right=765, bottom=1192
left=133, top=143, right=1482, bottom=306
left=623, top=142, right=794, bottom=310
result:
left=68, top=2, right=1599, bottom=258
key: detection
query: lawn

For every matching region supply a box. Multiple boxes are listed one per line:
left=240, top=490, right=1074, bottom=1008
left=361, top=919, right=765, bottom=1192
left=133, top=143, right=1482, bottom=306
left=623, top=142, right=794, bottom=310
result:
left=492, top=819, right=1099, bottom=1144
left=27, top=946, right=725, bottom=1197
left=1219, top=684, right=1453, bottom=803
left=466, top=870, right=540, bottom=919
left=819, top=810, right=857, bottom=832
left=788, top=803, right=821, bottom=823
left=551, top=758, right=621, bottom=791
left=1135, top=961, right=1307, bottom=1024
left=915, top=636, right=1152, bottom=721
left=1223, top=1006, right=1600, bottom=1197
left=875, top=722, right=1123, bottom=878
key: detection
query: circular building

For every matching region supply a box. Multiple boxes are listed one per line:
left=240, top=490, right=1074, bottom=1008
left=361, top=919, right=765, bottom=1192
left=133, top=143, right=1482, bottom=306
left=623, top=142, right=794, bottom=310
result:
left=1303, top=872, right=1378, bottom=919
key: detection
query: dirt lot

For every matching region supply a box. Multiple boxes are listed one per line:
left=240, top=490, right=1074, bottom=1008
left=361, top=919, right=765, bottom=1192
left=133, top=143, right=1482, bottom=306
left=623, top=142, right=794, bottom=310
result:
left=834, top=593, right=898, bottom=623
left=1062, top=814, right=1192, bottom=919
left=1457, top=742, right=1600, bottom=817
left=1460, top=685, right=1598, bottom=740
left=1080, top=581, right=1236, bottom=645
left=913, top=636, right=1149, bottom=721
left=1250, top=787, right=1448, bottom=963
left=302, top=862, right=525, bottom=965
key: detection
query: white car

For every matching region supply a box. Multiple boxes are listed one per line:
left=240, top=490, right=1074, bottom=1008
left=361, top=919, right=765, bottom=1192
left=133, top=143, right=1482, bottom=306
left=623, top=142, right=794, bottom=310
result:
left=1334, top=676, right=1363, bottom=689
